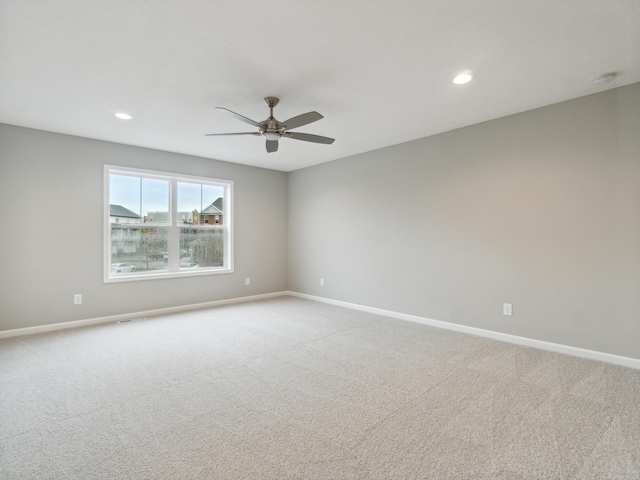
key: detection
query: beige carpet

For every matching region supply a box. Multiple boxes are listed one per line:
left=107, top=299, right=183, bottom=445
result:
left=1, top=296, right=639, bottom=479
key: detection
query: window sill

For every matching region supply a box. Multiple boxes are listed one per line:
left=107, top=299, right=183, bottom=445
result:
left=104, top=267, right=233, bottom=283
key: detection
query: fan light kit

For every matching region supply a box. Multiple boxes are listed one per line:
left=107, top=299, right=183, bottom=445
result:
left=114, top=112, right=133, bottom=120
left=263, top=131, right=281, bottom=141
left=453, top=71, right=475, bottom=85
left=206, top=97, right=335, bottom=153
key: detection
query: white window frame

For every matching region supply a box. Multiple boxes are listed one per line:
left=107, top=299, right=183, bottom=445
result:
left=104, top=165, right=234, bottom=283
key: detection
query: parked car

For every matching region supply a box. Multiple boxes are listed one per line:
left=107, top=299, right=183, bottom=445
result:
left=111, top=263, right=136, bottom=273
left=179, top=258, right=199, bottom=269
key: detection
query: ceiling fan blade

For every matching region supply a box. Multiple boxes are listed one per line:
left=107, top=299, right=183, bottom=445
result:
left=282, top=111, right=323, bottom=130
left=215, top=107, right=261, bottom=127
left=285, top=132, right=335, bottom=144
left=266, top=140, right=279, bottom=153
left=205, top=132, right=261, bottom=136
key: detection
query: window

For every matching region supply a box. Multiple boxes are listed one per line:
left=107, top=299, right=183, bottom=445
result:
left=105, top=165, right=233, bottom=282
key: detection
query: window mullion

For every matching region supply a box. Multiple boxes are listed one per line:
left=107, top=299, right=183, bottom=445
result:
left=168, top=178, right=180, bottom=272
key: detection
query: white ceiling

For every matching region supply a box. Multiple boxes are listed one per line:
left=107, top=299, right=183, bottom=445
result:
left=1, top=1, right=639, bottom=172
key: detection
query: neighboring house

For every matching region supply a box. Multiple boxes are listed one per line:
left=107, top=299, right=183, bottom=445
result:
left=197, top=198, right=224, bottom=225
left=147, top=211, right=195, bottom=224
left=146, top=211, right=168, bottom=223
left=110, top=204, right=140, bottom=224
left=179, top=211, right=199, bottom=224
left=146, top=200, right=223, bottom=225
left=110, top=204, right=141, bottom=255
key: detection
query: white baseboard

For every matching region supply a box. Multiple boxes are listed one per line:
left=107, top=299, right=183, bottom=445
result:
left=286, top=291, right=640, bottom=370
left=4, top=289, right=638, bottom=370
left=0, top=291, right=288, bottom=339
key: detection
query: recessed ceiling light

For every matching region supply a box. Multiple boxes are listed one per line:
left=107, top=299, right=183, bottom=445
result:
left=453, top=71, right=475, bottom=85
left=114, top=112, right=133, bottom=120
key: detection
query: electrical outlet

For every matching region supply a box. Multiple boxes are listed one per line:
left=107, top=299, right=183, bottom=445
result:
left=74, top=294, right=82, bottom=305
left=320, top=278, right=324, bottom=287
left=245, top=277, right=250, bottom=286
left=503, top=303, right=512, bottom=316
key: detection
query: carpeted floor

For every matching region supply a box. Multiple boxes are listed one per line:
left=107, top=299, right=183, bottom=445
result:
left=1, top=296, right=639, bottom=479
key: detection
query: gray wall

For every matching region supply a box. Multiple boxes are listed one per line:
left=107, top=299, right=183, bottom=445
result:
left=2, top=84, right=638, bottom=360
left=0, top=125, right=288, bottom=331
left=288, top=83, right=640, bottom=359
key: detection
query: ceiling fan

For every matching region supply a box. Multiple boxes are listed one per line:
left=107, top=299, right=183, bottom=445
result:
left=206, top=97, right=335, bottom=153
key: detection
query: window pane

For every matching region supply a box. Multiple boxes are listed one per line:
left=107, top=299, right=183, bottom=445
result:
left=109, top=174, right=169, bottom=225
left=202, top=184, right=223, bottom=210
left=177, top=182, right=224, bottom=225
left=176, top=182, right=200, bottom=224
left=109, top=175, right=142, bottom=223
left=141, top=177, right=169, bottom=225
left=111, top=226, right=169, bottom=274
left=179, top=228, right=225, bottom=268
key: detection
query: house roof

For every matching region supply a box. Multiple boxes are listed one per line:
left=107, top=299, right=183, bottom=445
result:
left=201, top=198, right=223, bottom=215
left=110, top=204, right=140, bottom=219
left=201, top=205, right=222, bottom=215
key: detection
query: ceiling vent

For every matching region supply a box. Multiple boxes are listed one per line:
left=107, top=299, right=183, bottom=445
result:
left=593, top=73, right=616, bottom=86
